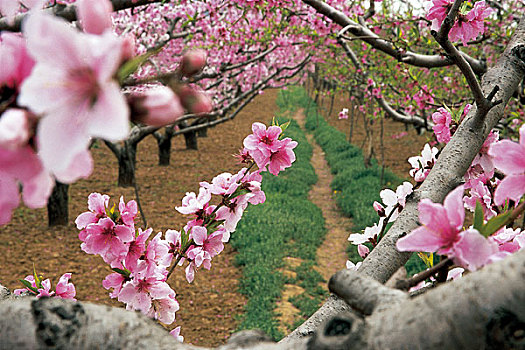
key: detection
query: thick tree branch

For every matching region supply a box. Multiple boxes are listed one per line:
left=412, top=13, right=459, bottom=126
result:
left=2, top=250, right=524, bottom=349
left=360, top=16, right=525, bottom=284
left=284, top=17, right=525, bottom=342
left=301, top=0, right=487, bottom=74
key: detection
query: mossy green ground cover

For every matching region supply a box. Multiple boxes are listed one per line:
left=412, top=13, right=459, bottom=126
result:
left=280, top=86, right=425, bottom=276
left=232, top=87, right=426, bottom=340
left=231, top=92, right=327, bottom=340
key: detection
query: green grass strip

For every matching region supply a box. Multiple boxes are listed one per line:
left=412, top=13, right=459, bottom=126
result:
left=231, top=98, right=327, bottom=339
left=279, top=86, right=426, bottom=277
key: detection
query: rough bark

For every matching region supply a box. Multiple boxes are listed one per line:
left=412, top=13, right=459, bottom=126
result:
left=157, top=136, right=172, bottom=166
left=311, top=250, right=525, bottom=350
left=46, top=181, right=69, bottom=227
left=105, top=125, right=159, bottom=187
left=197, top=127, right=208, bottom=137
left=1, top=250, right=524, bottom=349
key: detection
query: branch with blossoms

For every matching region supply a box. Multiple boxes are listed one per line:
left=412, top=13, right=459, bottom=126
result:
left=300, top=0, right=487, bottom=73
left=336, top=34, right=431, bottom=129
left=431, top=0, right=501, bottom=115
left=346, top=102, right=525, bottom=287
left=13, top=270, right=76, bottom=300
left=0, top=0, right=165, bottom=32
left=0, top=0, right=216, bottom=225
left=73, top=121, right=298, bottom=339
left=286, top=16, right=525, bottom=341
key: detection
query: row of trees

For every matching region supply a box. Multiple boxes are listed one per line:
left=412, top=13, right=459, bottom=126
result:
left=1, top=0, right=525, bottom=348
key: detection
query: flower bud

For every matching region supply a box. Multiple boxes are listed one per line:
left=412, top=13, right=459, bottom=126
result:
left=357, top=244, right=370, bottom=259
left=180, top=49, right=207, bottom=77
left=373, top=201, right=385, bottom=217
left=129, top=87, right=184, bottom=126
left=178, top=86, right=212, bottom=114
left=76, top=0, right=113, bottom=35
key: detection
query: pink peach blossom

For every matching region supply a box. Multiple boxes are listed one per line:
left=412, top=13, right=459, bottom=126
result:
left=75, top=192, right=110, bottom=230
left=408, top=143, right=438, bottom=182
left=176, top=187, right=212, bottom=215
left=76, top=0, right=113, bottom=35
left=0, top=145, right=54, bottom=225
left=124, top=228, right=152, bottom=271
left=170, top=326, right=184, bottom=342
left=338, top=108, right=349, bottom=120
left=432, top=107, right=452, bottom=143
left=0, top=32, right=35, bottom=88
left=55, top=273, right=76, bottom=300
left=119, top=196, right=138, bottom=227
left=488, top=125, right=525, bottom=205
left=80, top=217, right=134, bottom=266
left=267, top=138, right=298, bottom=176
left=18, top=12, right=129, bottom=182
left=180, top=49, right=207, bottom=77
left=397, top=186, right=466, bottom=254
left=133, top=86, right=184, bottom=126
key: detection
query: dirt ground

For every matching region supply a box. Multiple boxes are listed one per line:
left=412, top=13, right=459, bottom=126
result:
left=0, top=87, right=430, bottom=346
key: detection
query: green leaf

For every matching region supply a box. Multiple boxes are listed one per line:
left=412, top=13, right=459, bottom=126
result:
left=111, top=268, right=130, bottom=278
left=33, top=263, right=41, bottom=288
left=479, top=211, right=512, bottom=237
left=417, top=252, right=433, bottom=268
left=117, top=47, right=163, bottom=83
left=19, top=279, right=39, bottom=294
left=280, top=120, right=291, bottom=133
left=473, top=200, right=484, bottom=231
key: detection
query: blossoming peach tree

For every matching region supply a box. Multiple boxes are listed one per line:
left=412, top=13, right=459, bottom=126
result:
left=343, top=0, right=525, bottom=291
left=2, top=0, right=525, bottom=347
left=0, top=0, right=300, bottom=341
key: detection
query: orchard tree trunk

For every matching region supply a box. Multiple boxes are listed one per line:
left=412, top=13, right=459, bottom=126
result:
left=179, top=121, right=199, bottom=150
left=197, top=127, right=207, bottom=137
left=105, top=125, right=159, bottom=186
left=328, top=91, right=335, bottom=116
left=47, top=181, right=69, bottom=227
left=157, top=137, right=172, bottom=166
left=154, top=127, right=175, bottom=166
left=184, top=130, right=198, bottom=150
left=118, top=141, right=137, bottom=187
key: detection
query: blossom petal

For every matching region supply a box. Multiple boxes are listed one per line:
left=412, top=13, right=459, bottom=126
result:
left=23, top=12, right=88, bottom=69
left=396, top=226, right=447, bottom=252
left=452, top=229, right=498, bottom=271
left=494, top=174, right=525, bottom=206
left=36, top=107, right=91, bottom=174
left=488, top=140, right=525, bottom=175
left=86, top=82, right=129, bottom=141
left=443, top=185, right=465, bottom=231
